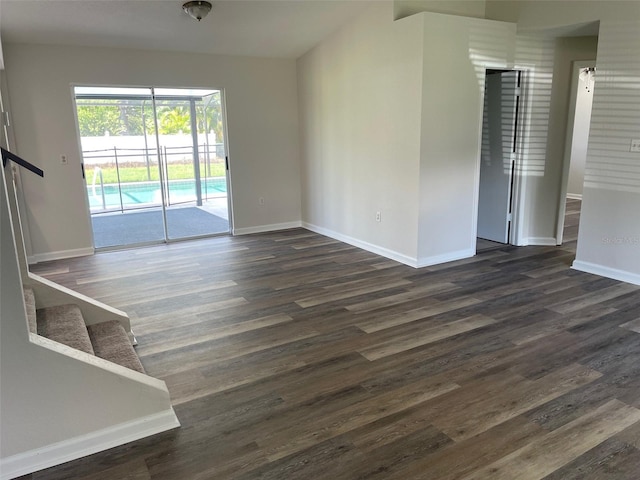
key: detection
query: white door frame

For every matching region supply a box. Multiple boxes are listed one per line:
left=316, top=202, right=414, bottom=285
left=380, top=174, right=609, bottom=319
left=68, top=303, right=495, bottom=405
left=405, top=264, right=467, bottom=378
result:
left=474, top=67, right=525, bottom=250
left=71, top=84, right=234, bottom=249
left=219, top=88, right=235, bottom=235
left=555, top=60, right=596, bottom=245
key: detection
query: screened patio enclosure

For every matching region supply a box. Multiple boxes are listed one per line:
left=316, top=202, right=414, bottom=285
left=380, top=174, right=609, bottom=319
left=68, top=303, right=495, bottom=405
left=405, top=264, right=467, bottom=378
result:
left=74, top=86, right=231, bottom=249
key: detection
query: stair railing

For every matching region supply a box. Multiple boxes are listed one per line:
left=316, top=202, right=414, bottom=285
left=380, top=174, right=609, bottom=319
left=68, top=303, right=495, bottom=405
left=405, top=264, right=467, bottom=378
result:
left=1, top=147, right=44, bottom=177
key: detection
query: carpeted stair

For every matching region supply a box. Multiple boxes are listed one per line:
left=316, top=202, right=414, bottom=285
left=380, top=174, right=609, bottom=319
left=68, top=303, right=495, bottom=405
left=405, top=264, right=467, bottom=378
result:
left=87, top=321, right=144, bottom=373
left=25, top=287, right=144, bottom=373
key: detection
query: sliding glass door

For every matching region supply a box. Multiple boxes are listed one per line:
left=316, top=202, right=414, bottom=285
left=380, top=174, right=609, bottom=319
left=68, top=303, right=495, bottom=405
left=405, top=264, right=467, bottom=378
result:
left=74, top=86, right=231, bottom=249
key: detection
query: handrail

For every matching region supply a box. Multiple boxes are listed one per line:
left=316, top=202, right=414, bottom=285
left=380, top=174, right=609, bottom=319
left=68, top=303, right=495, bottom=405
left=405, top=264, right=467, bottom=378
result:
left=1, top=147, right=44, bottom=177
left=91, top=166, right=107, bottom=211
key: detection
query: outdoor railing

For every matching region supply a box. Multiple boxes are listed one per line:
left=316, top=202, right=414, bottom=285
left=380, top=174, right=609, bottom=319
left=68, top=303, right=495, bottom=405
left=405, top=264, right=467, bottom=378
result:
left=82, top=143, right=224, bottom=179
left=83, top=144, right=226, bottom=214
left=92, top=167, right=108, bottom=211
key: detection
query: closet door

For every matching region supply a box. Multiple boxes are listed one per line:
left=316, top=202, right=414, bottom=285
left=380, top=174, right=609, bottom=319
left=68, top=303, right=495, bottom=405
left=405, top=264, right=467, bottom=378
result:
left=477, top=70, right=520, bottom=244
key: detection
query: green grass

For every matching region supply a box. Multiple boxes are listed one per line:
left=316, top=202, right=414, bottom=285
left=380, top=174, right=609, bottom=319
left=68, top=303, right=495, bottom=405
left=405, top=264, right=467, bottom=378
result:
left=85, top=163, right=226, bottom=185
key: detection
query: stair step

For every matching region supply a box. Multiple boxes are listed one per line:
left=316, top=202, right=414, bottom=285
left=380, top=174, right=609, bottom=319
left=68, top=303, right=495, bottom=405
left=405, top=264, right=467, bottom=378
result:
left=23, top=287, right=37, bottom=334
left=87, top=320, right=145, bottom=374
left=36, top=305, right=95, bottom=355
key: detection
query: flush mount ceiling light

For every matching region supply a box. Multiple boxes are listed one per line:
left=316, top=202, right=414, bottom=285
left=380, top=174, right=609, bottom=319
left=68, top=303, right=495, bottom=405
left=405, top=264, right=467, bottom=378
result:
left=183, top=1, right=212, bottom=21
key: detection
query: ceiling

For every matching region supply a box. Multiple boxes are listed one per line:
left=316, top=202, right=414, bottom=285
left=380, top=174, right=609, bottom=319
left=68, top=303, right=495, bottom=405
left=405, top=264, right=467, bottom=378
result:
left=0, top=0, right=377, bottom=59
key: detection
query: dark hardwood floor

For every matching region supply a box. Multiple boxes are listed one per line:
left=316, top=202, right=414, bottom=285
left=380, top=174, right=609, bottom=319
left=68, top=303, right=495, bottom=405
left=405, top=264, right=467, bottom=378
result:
left=21, top=199, right=640, bottom=479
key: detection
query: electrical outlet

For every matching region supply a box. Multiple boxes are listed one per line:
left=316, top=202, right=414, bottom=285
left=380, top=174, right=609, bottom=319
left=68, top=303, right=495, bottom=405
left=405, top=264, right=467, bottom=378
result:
left=375, top=211, right=381, bottom=222
left=631, top=139, right=640, bottom=153
left=259, top=197, right=265, bottom=206
left=60, top=154, right=68, bottom=165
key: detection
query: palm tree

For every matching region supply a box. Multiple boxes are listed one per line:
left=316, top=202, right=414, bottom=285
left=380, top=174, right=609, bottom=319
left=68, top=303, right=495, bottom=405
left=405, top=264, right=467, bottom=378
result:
left=158, top=105, right=191, bottom=135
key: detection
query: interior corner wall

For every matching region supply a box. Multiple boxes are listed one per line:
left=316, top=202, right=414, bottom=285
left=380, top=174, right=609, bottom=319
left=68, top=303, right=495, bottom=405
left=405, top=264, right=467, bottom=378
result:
left=498, top=1, right=640, bottom=284
left=297, top=3, right=424, bottom=265
left=417, top=13, right=516, bottom=264
left=574, top=17, right=640, bottom=284
left=524, top=35, right=598, bottom=243
left=3, top=44, right=301, bottom=260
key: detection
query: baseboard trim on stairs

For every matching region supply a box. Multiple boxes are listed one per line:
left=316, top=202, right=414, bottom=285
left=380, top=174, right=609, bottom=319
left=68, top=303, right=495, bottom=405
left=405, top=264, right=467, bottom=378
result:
left=572, top=260, right=640, bottom=286
left=0, top=410, right=180, bottom=480
left=28, top=247, right=94, bottom=265
left=233, top=221, right=302, bottom=235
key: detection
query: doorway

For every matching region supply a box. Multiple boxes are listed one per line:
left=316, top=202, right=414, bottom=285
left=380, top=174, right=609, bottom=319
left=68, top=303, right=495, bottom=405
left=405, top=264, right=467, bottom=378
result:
left=476, top=69, right=521, bottom=252
left=556, top=62, right=595, bottom=245
left=73, top=86, right=231, bottom=249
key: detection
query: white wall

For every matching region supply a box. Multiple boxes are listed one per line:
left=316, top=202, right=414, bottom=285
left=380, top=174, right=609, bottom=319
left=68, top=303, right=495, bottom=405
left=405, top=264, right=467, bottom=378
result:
left=298, top=3, right=566, bottom=266
left=297, top=3, right=424, bottom=264
left=542, top=36, right=598, bottom=238
left=418, top=14, right=516, bottom=263
left=3, top=44, right=301, bottom=259
left=567, top=69, right=595, bottom=197
left=486, top=1, right=640, bottom=284
left=575, top=17, right=640, bottom=284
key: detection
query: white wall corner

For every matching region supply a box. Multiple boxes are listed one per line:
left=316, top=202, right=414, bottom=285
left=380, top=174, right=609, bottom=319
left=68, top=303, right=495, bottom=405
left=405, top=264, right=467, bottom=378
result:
left=0, top=410, right=180, bottom=480
left=572, top=260, right=640, bottom=287
left=302, top=222, right=418, bottom=268
left=28, top=247, right=94, bottom=265
left=233, top=221, right=302, bottom=236
left=416, top=248, right=476, bottom=268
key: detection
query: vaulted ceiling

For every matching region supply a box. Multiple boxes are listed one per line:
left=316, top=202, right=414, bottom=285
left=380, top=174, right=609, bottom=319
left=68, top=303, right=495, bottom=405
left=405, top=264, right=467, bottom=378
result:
left=0, top=0, right=376, bottom=58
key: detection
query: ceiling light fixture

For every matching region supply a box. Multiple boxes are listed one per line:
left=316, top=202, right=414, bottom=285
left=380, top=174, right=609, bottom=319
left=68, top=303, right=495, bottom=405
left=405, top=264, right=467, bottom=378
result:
left=183, top=1, right=212, bottom=21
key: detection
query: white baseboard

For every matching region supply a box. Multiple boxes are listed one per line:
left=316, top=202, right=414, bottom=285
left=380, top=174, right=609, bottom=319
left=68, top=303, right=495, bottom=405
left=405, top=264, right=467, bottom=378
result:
left=28, top=247, right=94, bottom=265
left=525, top=237, right=558, bottom=246
left=566, top=193, right=583, bottom=200
left=0, top=410, right=180, bottom=480
left=302, top=222, right=418, bottom=268
left=417, top=248, right=475, bottom=268
left=233, top=221, right=302, bottom=235
left=572, top=260, right=640, bottom=286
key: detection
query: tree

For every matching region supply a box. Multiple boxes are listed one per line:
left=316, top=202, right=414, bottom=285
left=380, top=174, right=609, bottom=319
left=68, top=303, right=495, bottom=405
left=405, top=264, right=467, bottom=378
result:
left=76, top=103, right=123, bottom=136
left=76, top=95, right=223, bottom=140
left=157, top=104, right=191, bottom=135
left=76, top=100, right=155, bottom=137
left=197, top=92, right=223, bottom=142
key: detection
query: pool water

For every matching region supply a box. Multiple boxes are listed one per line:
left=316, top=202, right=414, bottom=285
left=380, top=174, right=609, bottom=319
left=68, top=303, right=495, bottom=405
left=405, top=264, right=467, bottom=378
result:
left=89, top=177, right=227, bottom=211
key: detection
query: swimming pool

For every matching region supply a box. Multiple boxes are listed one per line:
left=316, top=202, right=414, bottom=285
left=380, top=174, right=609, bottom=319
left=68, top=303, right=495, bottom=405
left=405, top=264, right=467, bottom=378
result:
left=89, top=177, right=227, bottom=211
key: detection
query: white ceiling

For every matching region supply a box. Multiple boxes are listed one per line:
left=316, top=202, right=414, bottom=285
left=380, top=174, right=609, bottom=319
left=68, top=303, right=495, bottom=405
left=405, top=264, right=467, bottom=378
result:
left=0, top=0, right=377, bottom=59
